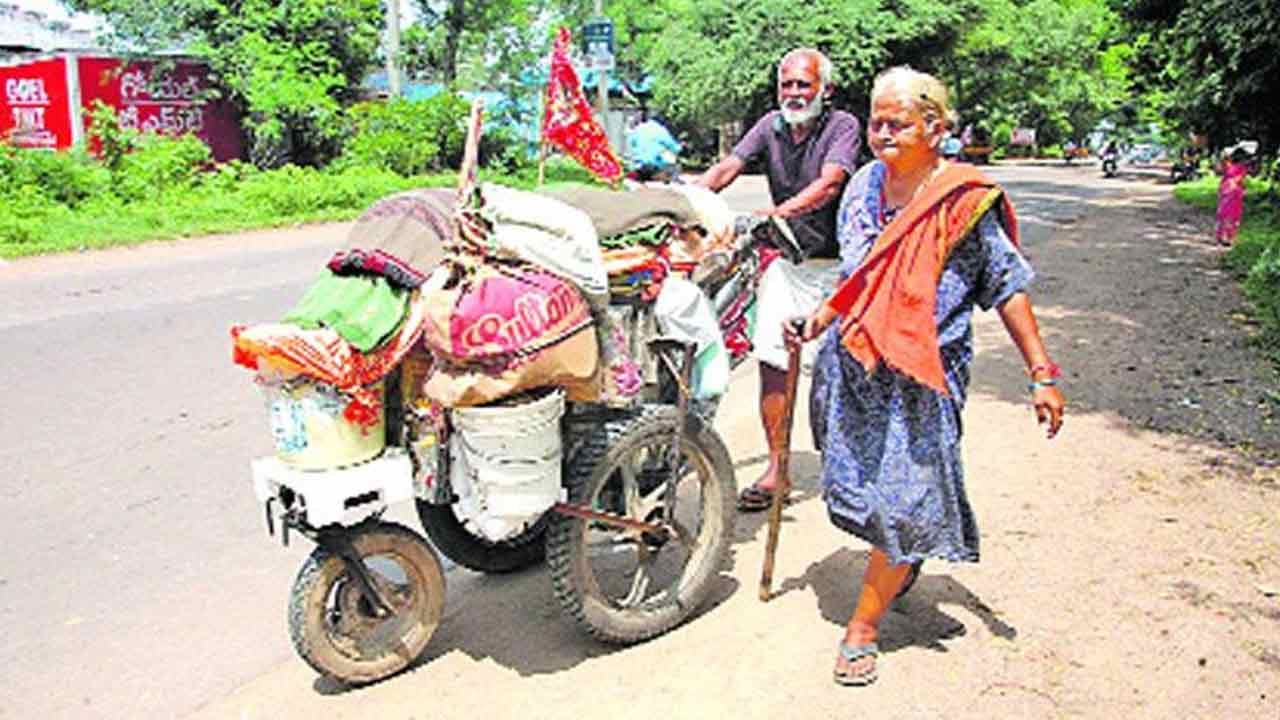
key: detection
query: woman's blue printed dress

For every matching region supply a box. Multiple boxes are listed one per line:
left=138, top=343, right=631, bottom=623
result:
left=811, top=161, right=1034, bottom=565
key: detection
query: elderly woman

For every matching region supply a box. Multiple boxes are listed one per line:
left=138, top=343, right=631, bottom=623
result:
left=787, top=67, right=1065, bottom=685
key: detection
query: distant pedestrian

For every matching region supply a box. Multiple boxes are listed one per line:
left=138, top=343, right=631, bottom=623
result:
left=786, top=66, right=1064, bottom=687
left=1215, top=147, right=1252, bottom=247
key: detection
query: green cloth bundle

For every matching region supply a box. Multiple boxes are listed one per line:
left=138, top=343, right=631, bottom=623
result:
left=284, top=269, right=409, bottom=352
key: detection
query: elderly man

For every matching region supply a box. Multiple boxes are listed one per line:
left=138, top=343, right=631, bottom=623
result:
left=695, top=48, right=861, bottom=512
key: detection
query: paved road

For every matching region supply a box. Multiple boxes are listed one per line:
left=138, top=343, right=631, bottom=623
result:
left=0, top=166, right=1108, bottom=718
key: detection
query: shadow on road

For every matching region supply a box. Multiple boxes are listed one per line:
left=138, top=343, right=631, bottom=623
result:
left=309, top=455, right=814, bottom=691
left=774, top=547, right=1018, bottom=656
left=307, top=451, right=839, bottom=693
left=975, top=168, right=1278, bottom=458
left=731, top=452, right=1017, bottom=661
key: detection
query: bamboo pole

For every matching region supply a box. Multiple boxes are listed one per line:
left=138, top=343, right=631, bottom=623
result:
left=759, top=334, right=803, bottom=602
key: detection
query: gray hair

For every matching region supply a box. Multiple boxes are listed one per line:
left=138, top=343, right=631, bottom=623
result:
left=778, top=48, right=834, bottom=87
left=871, top=65, right=959, bottom=130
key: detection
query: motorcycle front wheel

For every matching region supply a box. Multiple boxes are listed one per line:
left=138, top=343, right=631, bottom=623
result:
left=288, top=522, right=445, bottom=684
left=545, top=405, right=735, bottom=644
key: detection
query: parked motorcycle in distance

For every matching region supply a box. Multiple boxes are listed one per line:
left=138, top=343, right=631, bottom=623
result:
left=1169, top=149, right=1201, bottom=183
left=1101, top=151, right=1119, bottom=178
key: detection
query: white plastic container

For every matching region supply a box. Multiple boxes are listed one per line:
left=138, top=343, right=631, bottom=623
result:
left=449, top=389, right=565, bottom=541
left=260, top=377, right=386, bottom=471
left=251, top=448, right=413, bottom=527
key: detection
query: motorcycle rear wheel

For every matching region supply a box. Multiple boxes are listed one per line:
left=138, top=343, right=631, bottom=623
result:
left=545, top=405, right=735, bottom=644
left=288, top=522, right=445, bottom=684
left=416, top=501, right=547, bottom=574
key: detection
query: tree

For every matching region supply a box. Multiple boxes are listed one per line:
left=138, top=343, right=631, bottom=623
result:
left=941, top=0, right=1131, bottom=148
left=67, top=0, right=385, bottom=167
left=1117, top=0, right=1280, bottom=161
left=609, top=0, right=973, bottom=127
left=405, top=0, right=548, bottom=85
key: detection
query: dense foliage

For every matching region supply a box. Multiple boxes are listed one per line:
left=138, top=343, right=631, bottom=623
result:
left=404, top=1, right=551, bottom=86
left=1118, top=0, right=1279, bottom=165
left=335, top=93, right=470, bottom=176
left=60, top=1, right=1277, bottom=167
left=67, top=0, right=386, bottom=167
left=939, top=0, right=1131, bottom=148
left=0, top=94, right=590, bottom=257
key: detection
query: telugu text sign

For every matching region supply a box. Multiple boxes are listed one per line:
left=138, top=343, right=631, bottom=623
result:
left=77, top=57, right=243, bottom=162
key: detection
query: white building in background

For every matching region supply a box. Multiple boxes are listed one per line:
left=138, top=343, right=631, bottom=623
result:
left=0, top=3, right=100, bottom=57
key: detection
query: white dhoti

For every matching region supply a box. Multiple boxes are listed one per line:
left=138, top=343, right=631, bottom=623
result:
left=750, top=259, right=841, bottom=373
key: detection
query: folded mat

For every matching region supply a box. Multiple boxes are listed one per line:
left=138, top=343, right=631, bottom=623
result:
left=328, top=187, right=456, bottom=288
left=540, top=185, right=699, bottom=239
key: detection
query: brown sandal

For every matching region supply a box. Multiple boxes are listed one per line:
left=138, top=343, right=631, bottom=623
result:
left=736, top=484, right=790, bottom=513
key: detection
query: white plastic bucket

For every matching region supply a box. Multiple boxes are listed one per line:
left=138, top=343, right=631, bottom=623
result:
left=260, top=377, right=386, bottom=471
left=449, top=389, right=565, bottom=540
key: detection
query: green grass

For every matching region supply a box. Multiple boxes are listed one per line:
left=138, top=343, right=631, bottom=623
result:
left=1172, top=173, right=1280, bottom=364
left=1171, top=173, right=1273, bottom=211
left=0, top=155, right=600, bottom=259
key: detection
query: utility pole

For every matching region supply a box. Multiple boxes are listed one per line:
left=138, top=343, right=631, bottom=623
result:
left=385, top=0, right=402, bottom=97
left=594, top=0, right=608, bottom=135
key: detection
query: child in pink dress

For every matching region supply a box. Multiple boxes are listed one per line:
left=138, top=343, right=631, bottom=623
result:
left=1215, top=149, right=1251, bottom=247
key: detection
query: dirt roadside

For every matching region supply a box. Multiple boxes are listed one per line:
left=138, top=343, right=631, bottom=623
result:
left=188, top=167, right=1279, bottom=719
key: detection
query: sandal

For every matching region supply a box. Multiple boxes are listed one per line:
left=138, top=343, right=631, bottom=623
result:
left=834, top=641, right=879, bottom=686
left=736, top=484, right=790, bottom=513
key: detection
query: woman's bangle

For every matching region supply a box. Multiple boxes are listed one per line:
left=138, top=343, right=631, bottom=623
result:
left=1028, top=361, right=1061, bottom=379
left=1028, top=378, right=1058, bottom=392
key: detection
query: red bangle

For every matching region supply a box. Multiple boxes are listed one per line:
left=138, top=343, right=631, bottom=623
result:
left=1028, top=361, right=1061, bottom=378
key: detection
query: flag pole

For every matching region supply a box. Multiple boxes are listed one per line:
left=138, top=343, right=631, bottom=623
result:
left=537, top=140, right=548, bottom=187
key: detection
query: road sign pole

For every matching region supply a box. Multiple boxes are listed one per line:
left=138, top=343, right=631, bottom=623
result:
left=385, top=0, right=401, bottom=97
left=594, top=1, right=608, bottom=129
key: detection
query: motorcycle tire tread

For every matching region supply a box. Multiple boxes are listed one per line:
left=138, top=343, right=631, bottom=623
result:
left=287, top=521, right=445, bottom=685
left=545, top=404, right=736, bottom=645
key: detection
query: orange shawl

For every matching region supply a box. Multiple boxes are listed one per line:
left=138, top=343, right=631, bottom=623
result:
left=823, top=164, right=1020, bottom=394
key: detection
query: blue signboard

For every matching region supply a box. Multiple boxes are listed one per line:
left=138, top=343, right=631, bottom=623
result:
left=582, top=16, right=614, bottom=58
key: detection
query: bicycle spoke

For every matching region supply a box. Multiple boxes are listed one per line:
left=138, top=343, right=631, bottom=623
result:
left=619, top=461, right=641, bottom=519
left=619, top=549, right=656, bottom=608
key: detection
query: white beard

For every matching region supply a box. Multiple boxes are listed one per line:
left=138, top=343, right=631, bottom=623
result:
left=780, top=89, right=824, bottom=126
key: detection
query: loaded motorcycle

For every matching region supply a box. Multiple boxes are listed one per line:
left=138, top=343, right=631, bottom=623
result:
left=236, top=116, right=804, bottom=684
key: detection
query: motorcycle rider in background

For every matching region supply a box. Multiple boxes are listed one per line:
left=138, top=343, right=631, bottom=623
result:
left=1101, top=140, right=1119, bottom=178
left=626, top=110, right=683, bottom=183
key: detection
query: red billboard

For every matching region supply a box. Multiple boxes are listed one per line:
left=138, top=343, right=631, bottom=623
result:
left=0, top=56, right=74, bottom=149
left=0, top=53, right=242, bottom=161
left=77, top=56, right=243, bottom=162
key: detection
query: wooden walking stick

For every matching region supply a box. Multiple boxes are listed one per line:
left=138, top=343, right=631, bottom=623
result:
left=759, top=321, right=805, bottom=602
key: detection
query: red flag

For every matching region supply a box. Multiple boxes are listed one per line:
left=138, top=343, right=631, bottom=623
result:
left=541, top=27, right=623, bottom=184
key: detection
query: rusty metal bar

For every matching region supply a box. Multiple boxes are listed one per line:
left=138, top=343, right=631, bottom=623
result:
left=551, top=502, right=670, bottom=537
